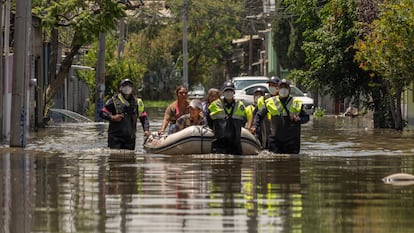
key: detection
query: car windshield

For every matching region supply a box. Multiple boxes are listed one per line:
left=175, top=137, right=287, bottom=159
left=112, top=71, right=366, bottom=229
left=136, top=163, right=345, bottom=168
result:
left=244, top=85, right=269, bottom=95
left=232, top=79, right=268, bottom=90
left=290, top=86, right=305, bottom=97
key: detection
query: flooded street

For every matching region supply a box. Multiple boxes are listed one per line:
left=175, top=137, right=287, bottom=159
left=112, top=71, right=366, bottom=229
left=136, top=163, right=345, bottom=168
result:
left=1, top=109, right=414, bottom=233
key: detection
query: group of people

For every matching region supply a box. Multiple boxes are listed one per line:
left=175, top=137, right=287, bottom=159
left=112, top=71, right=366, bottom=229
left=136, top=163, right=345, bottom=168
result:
left=99, top=77, right=309, bottom=154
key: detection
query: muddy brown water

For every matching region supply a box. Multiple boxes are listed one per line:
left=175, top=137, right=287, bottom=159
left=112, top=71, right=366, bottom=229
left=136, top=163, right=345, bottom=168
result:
left=1, top=110, right=414, bottom=233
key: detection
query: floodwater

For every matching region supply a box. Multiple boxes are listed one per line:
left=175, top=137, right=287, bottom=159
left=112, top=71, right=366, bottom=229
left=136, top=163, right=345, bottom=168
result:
left=1, top=109, right=414, bottom=233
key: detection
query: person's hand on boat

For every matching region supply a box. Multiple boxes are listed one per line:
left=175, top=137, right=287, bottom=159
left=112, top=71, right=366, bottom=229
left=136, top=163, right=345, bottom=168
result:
left=111, top=114, right=124, bottom=122
left=158, top=130, right=165, bottom=135
left=249, top=127, right=256, bottom=134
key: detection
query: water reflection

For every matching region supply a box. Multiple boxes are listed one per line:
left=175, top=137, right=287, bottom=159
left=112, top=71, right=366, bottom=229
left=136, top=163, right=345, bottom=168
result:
left=1, top=113, right=414, bottom=232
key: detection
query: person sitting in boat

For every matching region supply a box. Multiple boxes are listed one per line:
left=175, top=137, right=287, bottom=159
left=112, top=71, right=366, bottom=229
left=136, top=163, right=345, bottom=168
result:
left=252, top=79, right=309, bottom=154
left=171, top=99, right=207, bottom=133
left=206, top=81, right=247, bottom=155
left=158, top=85, right=190, bottom=135
left=100, top=79, right=150, bottom=150
left=202, top=88, right=220, bottom=117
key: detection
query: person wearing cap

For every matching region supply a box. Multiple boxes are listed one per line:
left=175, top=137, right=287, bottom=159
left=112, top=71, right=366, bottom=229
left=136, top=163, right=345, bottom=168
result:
left=171, top=99, right=207, bottom=133
left=252, top=79, right=309, bottom=154
left=245, top=87, right=266, bottom=147
left=206, top=81, right=247, bottom=155
left=246, top=87, right=265, bottom=123
left=247, top=76, right=280, bottom=148
left=100, top=79, right=150, bottom=150
left=158, top=85, right=190, bottom=135
left=267, top=76, right=281, bottom=97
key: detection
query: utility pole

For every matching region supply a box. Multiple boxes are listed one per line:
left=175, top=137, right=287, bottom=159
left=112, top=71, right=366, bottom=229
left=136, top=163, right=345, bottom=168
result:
left=95, top=32, right=106, bottom=122
left=3, top=0, right=11, bottom=139
left=182, top=0, right=188, bottom=88
left=0, top=0, right=4, bottom=140
left=248, top=19, right=253, bottom=75
left=10, top=0, right=31, bottom=147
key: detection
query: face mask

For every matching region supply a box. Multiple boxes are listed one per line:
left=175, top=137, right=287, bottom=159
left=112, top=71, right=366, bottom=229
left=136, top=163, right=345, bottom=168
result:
left=279, top=88, right=289, bottom=98
left=223, top=90, right=234, bottom=101
left=269, top=86, right=278, bottom=96
left=121, top=86, right=132, bottom=95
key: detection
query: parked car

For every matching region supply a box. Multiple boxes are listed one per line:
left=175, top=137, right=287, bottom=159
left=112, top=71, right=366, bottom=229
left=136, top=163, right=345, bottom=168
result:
left=231, top=76, right=270, bottom=90
left=234, top=83, right=314, bottom=114
left=188, top=83, right=205, bottom=99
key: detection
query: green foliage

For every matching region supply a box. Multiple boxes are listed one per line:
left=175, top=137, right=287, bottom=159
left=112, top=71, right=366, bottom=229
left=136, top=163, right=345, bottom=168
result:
left=33, top=0, right=126, bottom=45
left=272, top=0, right=320, bottom=70
left=313, top=107, right=326, bottom=118
left=300, top=0, right=372, bottom=100
left=165, top=0, right=244, bottom=87
left=354, top=0, right=414, bottom=129
left=77, top=35, right=147, bottom=99
left=355, top=0, right=414, bottom=90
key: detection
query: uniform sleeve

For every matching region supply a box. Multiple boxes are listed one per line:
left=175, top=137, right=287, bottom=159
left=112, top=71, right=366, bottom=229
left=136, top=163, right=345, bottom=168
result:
left=253, top=105, right=268, bottom=129
left=99, top=98, right=115, bottom=121
left=139, top=112, right=150, bottom=131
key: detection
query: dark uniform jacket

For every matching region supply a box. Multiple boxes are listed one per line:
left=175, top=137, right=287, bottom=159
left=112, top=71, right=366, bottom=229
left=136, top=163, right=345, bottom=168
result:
left=207, top=98, right=246, bottom=155
left=254, top=96, right=309, bottom=154
left=100, top=93, right=149, bottom=150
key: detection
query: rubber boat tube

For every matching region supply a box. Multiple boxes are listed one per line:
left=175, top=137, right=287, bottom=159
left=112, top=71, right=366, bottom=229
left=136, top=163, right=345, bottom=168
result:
left=144, top=125, right=261, bottom=155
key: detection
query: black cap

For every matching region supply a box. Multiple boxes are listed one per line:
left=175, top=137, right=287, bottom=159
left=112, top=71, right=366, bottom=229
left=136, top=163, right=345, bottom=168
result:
left=222, top=81, right=235, bottom=91
left=279, top=79, right=291, bottom=86
left=268, top=76, right=280, bottom=85
left=120, top=79, right=133, bottom=86
left=254, top=87, right=265, bottom=94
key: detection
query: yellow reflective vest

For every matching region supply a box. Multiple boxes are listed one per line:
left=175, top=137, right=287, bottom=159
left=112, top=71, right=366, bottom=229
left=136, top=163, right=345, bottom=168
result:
left=112, top=93, right=145, bottom=115
left=209, top=99, right=246, bottom=121
left=265, top=96, right=302, bottom=116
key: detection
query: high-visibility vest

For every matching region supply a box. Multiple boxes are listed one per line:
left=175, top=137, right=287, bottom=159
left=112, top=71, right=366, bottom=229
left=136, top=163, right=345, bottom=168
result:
left=209, top=99, right=246, bottom=121
left=112, top=93, right=145, bottom=115
left=265, top=96, right=302, bottom=116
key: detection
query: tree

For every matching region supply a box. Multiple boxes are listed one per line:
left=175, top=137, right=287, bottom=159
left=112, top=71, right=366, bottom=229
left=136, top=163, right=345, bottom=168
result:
left=166, top=0, right=244, bottom=87
left=355, top=0, right=414, bottom=130
left=33, top=0, right=125, bottom=117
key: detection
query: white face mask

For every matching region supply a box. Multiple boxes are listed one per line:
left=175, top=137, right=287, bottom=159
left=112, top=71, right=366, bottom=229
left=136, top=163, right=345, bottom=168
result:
left=269, top=86, right=278, bottom=96
left=223, top=90, right=234, bottom=101
left=121, top=86, right=132, bottom=95
left=279, top=88, right=289, bottom=98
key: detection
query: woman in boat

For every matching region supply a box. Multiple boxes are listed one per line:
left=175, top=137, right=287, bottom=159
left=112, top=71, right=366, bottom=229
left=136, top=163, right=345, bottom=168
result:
left=158, top=85, right=190, bottom=135
left=171, top=99, right=207, bottom=133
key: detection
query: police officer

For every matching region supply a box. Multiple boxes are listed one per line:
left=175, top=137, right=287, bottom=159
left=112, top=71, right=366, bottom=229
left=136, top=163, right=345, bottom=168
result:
left=247, top=76, right=280, bottom=149
left=206, top=81, right=247, bottom=155
left=100, top=79, right=150, bottom=150
left=252, top=79, right=309, bottom=154
left=245, top=87, right=266, bottom=148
